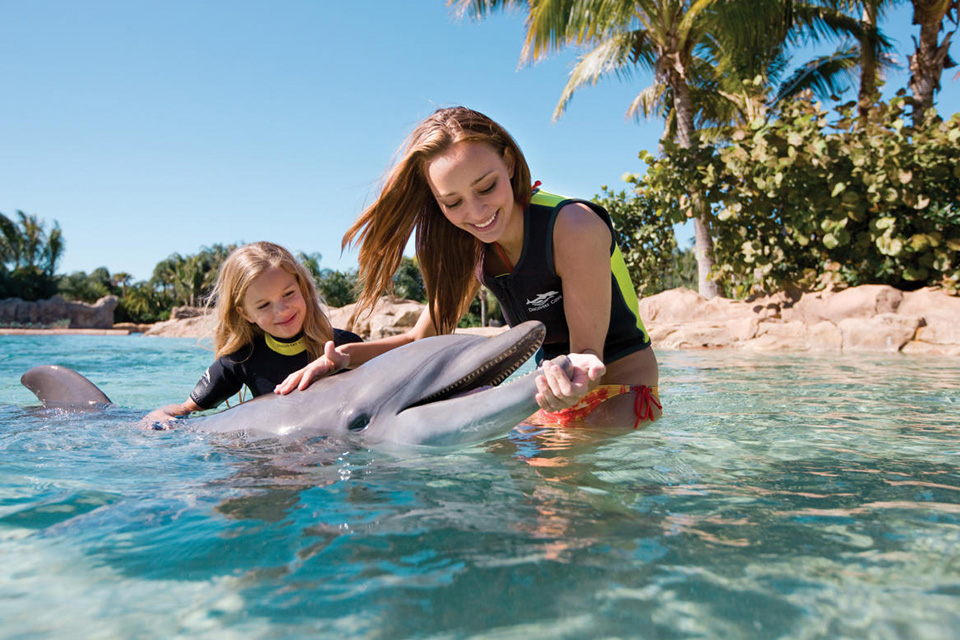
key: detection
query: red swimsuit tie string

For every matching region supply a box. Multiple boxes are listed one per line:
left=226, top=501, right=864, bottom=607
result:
left=633, top=386, right=662, bottom=429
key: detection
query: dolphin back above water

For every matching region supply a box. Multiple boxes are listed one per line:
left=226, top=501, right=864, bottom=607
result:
left=21, top=321, right=564, bottom=447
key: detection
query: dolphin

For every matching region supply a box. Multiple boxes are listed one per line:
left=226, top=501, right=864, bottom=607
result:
left=21, top=321, right=567, bottom=447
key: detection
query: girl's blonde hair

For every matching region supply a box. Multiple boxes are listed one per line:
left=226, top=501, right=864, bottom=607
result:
left=342, top=106, right=532, bottom=334
left=208, top=241, right=333, bottom=360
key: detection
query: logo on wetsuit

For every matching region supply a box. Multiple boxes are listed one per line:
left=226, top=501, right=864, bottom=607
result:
left=526, top=290, right=561, bottom=313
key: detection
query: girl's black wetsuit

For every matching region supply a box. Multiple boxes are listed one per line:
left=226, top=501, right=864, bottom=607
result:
left=189, top=329, right=362, bottom=410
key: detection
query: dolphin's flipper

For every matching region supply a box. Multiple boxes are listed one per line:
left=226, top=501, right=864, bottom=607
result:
left=20, top=365, right=112, bottom=408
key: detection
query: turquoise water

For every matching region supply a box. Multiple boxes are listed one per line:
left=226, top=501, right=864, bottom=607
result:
left=1, top=335, right=958, bottom=639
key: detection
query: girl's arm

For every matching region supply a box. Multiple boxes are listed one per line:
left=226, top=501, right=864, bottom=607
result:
left=275, top=305, right=440, bottom=394
left=142, top=397, right=204, bottom=429
left=534, top=202, right=610, bottom=411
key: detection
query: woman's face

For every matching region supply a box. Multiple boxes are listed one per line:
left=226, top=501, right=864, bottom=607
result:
left=424, top=140, right=522, bottom=245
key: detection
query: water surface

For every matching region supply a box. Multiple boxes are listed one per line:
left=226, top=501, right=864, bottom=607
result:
left=1, top=335, right=958, bottom=638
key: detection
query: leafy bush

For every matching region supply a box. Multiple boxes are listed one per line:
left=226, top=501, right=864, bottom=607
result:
left=593, top=183, right=681, bottom=297
left=643, top=93, right=960, bottom=295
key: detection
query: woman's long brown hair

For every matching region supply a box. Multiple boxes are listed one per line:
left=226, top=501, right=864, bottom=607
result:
left=342, top=106, right=532, bottom=334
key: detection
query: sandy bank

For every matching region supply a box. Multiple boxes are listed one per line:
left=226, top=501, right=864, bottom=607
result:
left=0, top=328, right=132, bottom=336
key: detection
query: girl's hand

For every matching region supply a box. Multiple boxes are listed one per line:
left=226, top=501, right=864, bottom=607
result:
left=275, top=341, right=350, bottom=395
left=139, top=407, right=184, bottom=430
left=534, top=352, right=606, bottom=412
left=140, top=409, right=173, bottom=430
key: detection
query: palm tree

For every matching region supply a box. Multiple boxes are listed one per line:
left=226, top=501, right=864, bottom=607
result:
left=15, top=211, right=46, bottom=271
left=0, top=212, right=21, bottom=267
left=907, top=0, right=959, bottom=125
left=110, top=272, right=133, bottom=297
left=0, top=210, right=65, bottom=277
left=172, top=254, right=206, bottom=308
left=452, top=0, right=729, bottom=297
left=41, top=222, right=64, bottom=277
left=766, top=1, right=897, bottom=120
left=296, top=250, right=325, bottom=288
left=151, top=255, right=181, bottom=301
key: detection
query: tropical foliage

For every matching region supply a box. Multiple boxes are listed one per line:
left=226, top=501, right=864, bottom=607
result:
left=637, top=92, right=960, bottom=295
left=52, top=245, right=363, bottom=324
left=450, top=0, right=880, bottom=298
left=592, top=183, right=683, bottom=297
left=0, top=211, right=64, bottom=300
left=392, top=257, right=427, bottom=303
left=450, top=0, right=959, bottom=299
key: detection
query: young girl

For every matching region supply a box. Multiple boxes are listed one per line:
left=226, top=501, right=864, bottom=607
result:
left=280, top=107, right=660, bottom=428
left=145, top=241, right=360, bottom=427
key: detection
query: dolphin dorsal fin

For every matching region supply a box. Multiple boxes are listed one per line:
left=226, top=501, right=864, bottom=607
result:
left=20, top=365, right=112, bottom=408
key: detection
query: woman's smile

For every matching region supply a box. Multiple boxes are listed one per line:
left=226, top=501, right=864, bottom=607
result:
left=425, top=140, right=523, bottom=247
left=473, top=211, right=498, bottom=230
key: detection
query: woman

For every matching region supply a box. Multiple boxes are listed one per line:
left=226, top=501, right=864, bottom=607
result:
left=280, top=107, right=659, bottom=428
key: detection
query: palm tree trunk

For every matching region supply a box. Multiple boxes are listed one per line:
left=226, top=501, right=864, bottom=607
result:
left=671, top=72, right=721, bottom=300
left=859, top=2, right=879, bottom=118
left=908, top=0, right=958, bottom=126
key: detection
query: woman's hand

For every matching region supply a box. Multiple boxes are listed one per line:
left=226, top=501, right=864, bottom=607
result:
left=534, top=352, right=606, bottom=412
left=275, top=341, right=350, bottom=395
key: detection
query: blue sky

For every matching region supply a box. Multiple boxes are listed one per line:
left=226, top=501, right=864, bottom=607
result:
left=1, top=1, right=957, bottom=281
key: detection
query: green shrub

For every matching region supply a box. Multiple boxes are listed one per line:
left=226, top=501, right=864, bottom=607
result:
left=643, top=93, right=960, bottom=295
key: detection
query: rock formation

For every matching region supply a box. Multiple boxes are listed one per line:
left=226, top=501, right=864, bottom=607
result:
left=0, top=295, right=119, bottom=329
left=640, top=285, right=960, bottom=355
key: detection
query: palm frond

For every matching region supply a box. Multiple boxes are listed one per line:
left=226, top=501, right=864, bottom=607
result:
left=678, top=0, right=725, bottom=42
left=626, top=83, right=667, bottom=121
left=553, top=30, right=654, bottom=120
left=446, top=0, right=522, bottom=21
left=0, top=212, right=21, bottom=264
left=788, top=3, right=865, bottom=48
left=774, top=44, right=860, bottom=105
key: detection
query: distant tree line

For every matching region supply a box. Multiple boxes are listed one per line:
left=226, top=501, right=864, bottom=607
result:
left=0, top=218, right=441, bottom=324
left=0, top=211, right=63, bottom=300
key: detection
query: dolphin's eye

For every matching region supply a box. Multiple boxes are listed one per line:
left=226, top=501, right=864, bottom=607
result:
left=348, top=414, right=370, bottom=432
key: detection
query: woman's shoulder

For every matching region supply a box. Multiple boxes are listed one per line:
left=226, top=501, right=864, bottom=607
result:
left=531, top=189, right=610, bottom=230
left=555, top=201, right=611, bottom=236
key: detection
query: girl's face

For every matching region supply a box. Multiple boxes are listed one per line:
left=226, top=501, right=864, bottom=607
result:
left=424, top=140, right=523, bottom=245
left=238, top=266, right=307, bottom=339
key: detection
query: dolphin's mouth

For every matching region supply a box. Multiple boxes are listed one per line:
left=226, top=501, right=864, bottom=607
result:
left=402, top=325, right=544, bottom=411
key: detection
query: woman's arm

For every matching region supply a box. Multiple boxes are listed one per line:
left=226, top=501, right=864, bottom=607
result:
left=534, top=202, right=611, bottom=410
left=555, top=202, right=613, bottom=355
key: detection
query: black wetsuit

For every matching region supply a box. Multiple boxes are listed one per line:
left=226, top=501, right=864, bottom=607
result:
left=189, top=329, right=363, bottom=410
left=478, top=188, right=651, bottom=364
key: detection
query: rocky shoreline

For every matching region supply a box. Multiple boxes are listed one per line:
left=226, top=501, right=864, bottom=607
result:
left=639, top=284, right=959, bottom=356
left=4, top=285, right=957, bottom=355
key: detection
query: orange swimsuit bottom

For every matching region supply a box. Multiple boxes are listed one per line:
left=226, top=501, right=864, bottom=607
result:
left=530, top=384, right=661, bottom=428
